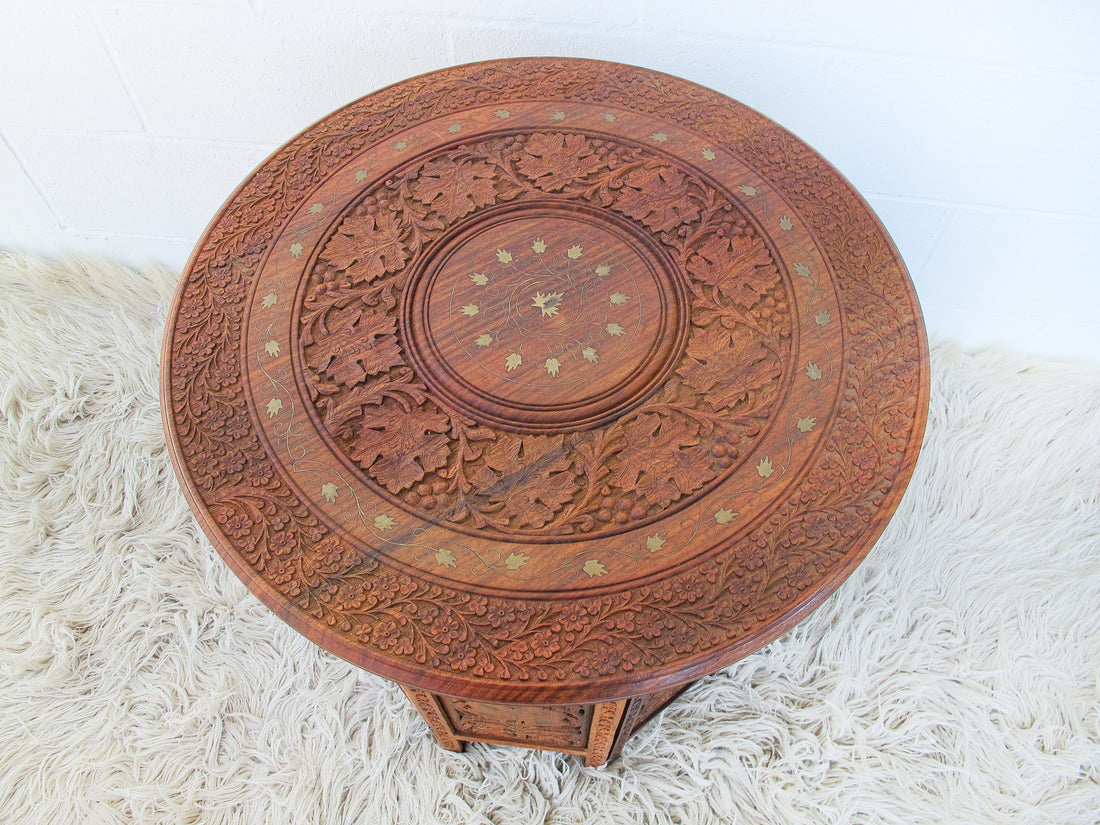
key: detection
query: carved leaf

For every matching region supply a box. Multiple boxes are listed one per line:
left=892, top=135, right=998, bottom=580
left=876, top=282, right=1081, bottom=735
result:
left=614, top=166, right=701, bottom=233
left=516, top=133, right=603, bottom=191
left=675, top=325, right=731, bottom=396
left=635, top=445, right=715, bottom=509
left=308, top=309, right=404, bottom=386
left=608, top=413, right=700, bottom=500
left=481, top=435, right=576, bottom=529
left=686, top=232, right=779, bottom=307
left=410, top=157, right=497, bottom=223
left=677, top=325, right=780, bottom=411
left=322, top=212, right=409, bottom=285
left=349, top=405, right=451, bottom=493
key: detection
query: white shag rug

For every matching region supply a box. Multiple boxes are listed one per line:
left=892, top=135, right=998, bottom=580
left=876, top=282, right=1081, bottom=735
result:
left=0, top=252, right=1098, bottom=825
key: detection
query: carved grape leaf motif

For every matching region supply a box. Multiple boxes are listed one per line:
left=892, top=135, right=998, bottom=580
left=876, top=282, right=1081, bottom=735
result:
left=687, top=232, right=779, bottom=308
left=349, top=404, right=451, bottom=493
left=677, top=325, right=781, bottom=411
left=517, top=133, right=604, bottom=192
left=307, top=308, right=404, bottom=387
left=615, top=166, right=702, bottom=233
left=608, top=414, right=709, bottom=507
left=322, top=212, right=408, bottom=285
left=410, top=157, right=497, bottom=223
left=477, top=435, right=576, bottom=529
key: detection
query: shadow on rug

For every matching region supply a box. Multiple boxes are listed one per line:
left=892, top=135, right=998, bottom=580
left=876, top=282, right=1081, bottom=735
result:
left=1, top=253, right=1098, bottom=824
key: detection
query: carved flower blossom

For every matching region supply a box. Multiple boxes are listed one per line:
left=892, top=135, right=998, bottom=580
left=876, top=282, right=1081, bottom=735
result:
left=299, top=535, right=345, bottom=583
left=375, top=619, right=403, bottom=650
left=486, top=603, right=517, bottom=629
left=225, top=512, right=253, bottom=538
left=268, top=531, right=297, bottom=557
left=431, top=613, right=465, bottom=644
left=529, top=629, right=561, bottom=659
left=557, top=603, right=591, bottom=633
left=448, top=642, right=477, bottom=672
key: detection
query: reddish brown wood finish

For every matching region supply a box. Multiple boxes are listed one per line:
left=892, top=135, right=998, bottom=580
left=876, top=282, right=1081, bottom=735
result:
left=161, top=58, right=929, bottom=763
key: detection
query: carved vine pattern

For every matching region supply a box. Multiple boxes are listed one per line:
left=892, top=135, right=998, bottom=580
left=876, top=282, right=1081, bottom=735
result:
left=166, top=59, right=925, bottom=687
left=298, top=130, right=789, bottom=537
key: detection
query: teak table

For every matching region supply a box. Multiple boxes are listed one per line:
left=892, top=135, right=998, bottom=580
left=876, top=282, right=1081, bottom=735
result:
left=162, top=58, right=929, bottom=765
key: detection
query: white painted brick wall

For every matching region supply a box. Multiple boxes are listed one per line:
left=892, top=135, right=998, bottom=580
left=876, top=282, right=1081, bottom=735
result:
left=1, top=0, right=1097, bottom=362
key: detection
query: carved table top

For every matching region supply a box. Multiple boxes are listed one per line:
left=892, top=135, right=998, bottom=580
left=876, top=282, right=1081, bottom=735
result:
left=162, top=58, right=929, bottom=705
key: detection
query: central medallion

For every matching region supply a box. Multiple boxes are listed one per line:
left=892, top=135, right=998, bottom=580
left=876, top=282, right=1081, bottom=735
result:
left=404, top=205, right=689, bottom=432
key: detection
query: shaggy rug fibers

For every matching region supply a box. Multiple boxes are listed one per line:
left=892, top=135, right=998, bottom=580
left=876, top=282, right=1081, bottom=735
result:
left=0, top=252, right=1097, bottom=824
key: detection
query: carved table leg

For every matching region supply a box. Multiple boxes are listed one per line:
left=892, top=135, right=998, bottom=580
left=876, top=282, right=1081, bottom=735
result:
left=585, top=700, right=628, bottom=766
left=399, top=685, right=464, bottom=752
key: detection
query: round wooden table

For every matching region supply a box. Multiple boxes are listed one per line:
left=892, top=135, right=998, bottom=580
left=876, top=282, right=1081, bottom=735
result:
left=162, top=58, right=929, bottom=765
